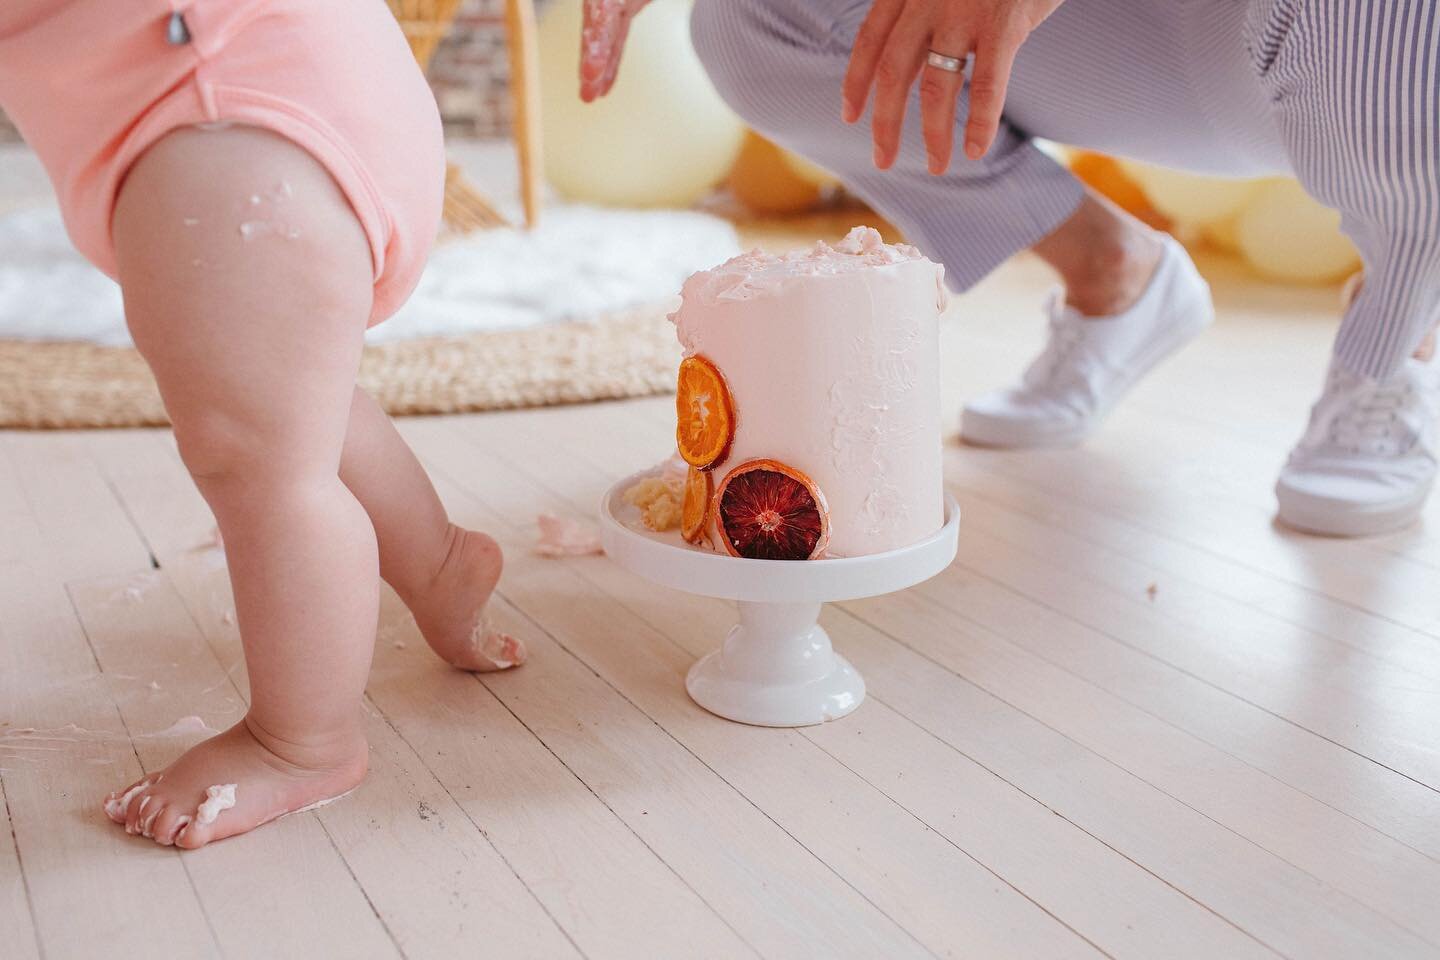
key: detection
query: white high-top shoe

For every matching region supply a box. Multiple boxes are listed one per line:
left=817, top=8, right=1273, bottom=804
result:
left=1276, top=352, right=1440, bottom=536
left=962, top=235, right=1213, bottom=448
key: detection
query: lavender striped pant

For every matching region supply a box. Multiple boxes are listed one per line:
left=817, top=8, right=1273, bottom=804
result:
left=691, top=0, right=1440, bottom=381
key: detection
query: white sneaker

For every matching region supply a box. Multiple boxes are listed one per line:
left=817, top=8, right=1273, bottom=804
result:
left=962, top=235, right=1214, bottom=447
left=1276, top=353, right=1440, bottom=537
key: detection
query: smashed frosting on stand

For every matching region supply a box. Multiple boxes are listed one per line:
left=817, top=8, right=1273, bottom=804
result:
left=635, top=226, right=946, bottom=560
left=621, top=456, right=689, bottom=533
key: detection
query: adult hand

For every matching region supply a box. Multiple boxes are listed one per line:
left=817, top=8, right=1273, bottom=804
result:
left=841, top=0, right=1065, bottom=174
left=579, top=0, right=651, bottom=102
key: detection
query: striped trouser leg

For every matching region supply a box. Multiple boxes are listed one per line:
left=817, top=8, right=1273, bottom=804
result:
left=690, top=0, right=1086, bottom=291
left=1248, top=0, right=1440, bottom=380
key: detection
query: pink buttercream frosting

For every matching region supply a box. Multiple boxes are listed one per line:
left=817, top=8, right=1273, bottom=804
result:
left=678, top=226, right=937, bottom=308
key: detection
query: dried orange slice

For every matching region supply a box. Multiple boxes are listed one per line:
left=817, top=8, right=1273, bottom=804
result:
left=713, top=459, right=829, bottom=560
left=676, top=355, right=735, bottom=470
left=681, top=465, right=712, bottom=544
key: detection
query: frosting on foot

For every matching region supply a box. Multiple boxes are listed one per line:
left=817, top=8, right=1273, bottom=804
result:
left=195, top=783, right=237, bottom=825
left=468, top=620, right=527, bottom=671
left=101, top=720, right=366, bottom=850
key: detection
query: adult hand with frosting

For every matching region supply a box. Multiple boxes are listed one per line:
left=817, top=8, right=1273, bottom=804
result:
left=579, top=0, right=651, bottom=102
left=842, top=0, right=1065, bottom=174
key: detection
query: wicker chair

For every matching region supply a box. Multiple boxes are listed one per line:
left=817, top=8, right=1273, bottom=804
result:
left=387, top=0, right=543, bottom=232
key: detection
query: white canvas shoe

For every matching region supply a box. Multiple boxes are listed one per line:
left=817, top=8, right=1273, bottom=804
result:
left=961, top=235, right=1213, bottom=448
left=1276, top=353, right=1440, bottom=537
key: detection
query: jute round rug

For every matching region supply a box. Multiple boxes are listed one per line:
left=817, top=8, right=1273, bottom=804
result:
left=0, top=303, right=680, bottom=429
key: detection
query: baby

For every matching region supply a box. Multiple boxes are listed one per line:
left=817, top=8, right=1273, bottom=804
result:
left=0, top=1, right=524, bottom=848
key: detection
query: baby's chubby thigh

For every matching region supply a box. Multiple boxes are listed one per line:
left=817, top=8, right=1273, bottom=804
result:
left=198, top=0, right=448, bottom=325
left=112, top=123, right=374, bottom=472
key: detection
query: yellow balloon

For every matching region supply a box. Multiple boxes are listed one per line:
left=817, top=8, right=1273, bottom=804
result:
left=1203, top=215, right=1243, bottom=255
left=1120, top=162, right=1260, bottom=228
left=537, top=0, right=745, bottom=207
left=1234, top=178, right=1362, bottom=284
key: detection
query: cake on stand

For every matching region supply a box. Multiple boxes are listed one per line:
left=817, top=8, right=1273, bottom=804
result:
left=600, top=471, right=960, bottom=727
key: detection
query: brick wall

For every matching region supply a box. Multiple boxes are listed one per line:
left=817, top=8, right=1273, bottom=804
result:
left=0, top=0, right=532, bottom=143
left=430, top=0, right=531, bottom=139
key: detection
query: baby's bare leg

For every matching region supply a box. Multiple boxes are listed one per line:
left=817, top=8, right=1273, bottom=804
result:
left=339, top=388, right=524, bottom=670
left=102, top=126, right=376, bottom=848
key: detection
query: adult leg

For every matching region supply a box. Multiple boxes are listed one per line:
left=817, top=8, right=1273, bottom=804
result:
left=692, top=0, right=1084, bottom=293
left=692, top=0, right=1283, bottom=294
left=103, top=126, right=377, bottom=848
left=1258, top=0, right=1440, bottom=379
left=1260, top=0, right=1440, bottom=534
left=690, top=0, right=1245, bottom=446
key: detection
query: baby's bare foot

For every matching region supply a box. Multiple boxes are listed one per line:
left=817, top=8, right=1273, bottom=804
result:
left=102, top=719, right=367, bottom=849
left=408, top=525, right=526, bottom=672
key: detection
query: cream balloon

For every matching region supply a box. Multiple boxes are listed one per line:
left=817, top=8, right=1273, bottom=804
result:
left=1234, top=178, right=1362, bottom=284
left=1120, top=161, right=1260, bottom=228
left=1203, top=215, right=1243, bottom=255
left=538, top=0, right=745, bottom=207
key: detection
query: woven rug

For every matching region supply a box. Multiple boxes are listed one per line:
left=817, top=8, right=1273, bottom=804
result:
left=0, top=139, right=884, bottom=430
left=0, top=304, right=680, bottom=429
left=0, top=139, right=735, bottom=429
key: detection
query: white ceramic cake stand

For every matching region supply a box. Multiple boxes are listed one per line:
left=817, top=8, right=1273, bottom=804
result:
left=599, top=471, right=961, bottom=727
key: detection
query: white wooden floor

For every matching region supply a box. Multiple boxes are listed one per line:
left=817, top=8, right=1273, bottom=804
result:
left=3, top=252, right=1440, bottom=960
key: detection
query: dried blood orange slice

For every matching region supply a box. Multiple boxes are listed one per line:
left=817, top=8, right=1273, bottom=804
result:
left=675, top=355, right=735, bottom=470
left=713, top=459, right=829, bottom=560
left=681, top=465, right=712, bottom=544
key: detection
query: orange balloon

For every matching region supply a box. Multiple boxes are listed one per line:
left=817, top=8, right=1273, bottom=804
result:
left=729, top=132, right=824, bottom=215
left=1068, top=151, right=1169, bottom=229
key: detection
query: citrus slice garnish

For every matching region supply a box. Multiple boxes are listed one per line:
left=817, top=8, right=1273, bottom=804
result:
left=713, top=459, right=829, bottom=560
left=681, top=464, right=712, bottom=544
left=676, top=355, right=735, bottom=470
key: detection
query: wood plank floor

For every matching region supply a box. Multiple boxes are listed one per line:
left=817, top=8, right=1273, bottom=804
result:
left=3, top=248, right=1439, bottom=959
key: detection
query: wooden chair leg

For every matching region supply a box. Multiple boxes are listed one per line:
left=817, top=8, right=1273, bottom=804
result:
left=443, top=162, right=510, bottom=233
left=505, top=0, right=544, bottom=229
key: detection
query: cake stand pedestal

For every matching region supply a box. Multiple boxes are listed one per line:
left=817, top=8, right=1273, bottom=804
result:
left=600, top=472, right=960, bottom=727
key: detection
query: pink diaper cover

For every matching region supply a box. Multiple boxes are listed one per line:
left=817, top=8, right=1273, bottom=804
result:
left=0, top=0, right=445, bottom=325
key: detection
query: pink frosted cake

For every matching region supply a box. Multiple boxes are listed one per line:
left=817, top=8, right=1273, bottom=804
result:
left=669, top=226, right=946, bottom=559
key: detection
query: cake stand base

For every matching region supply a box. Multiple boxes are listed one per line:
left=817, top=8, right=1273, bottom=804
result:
left=685, top=601, right=865, bottom=727
left=600, top=471, right=960, bottom=729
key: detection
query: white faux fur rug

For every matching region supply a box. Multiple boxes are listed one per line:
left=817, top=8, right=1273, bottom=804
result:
left=0, top=203, right=739, bottom=346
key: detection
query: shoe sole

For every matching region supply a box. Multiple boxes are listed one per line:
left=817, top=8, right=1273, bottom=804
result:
left=1275, top=478, right=1434, bottom=537
left=961, top=298, right=1214, bottom=449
